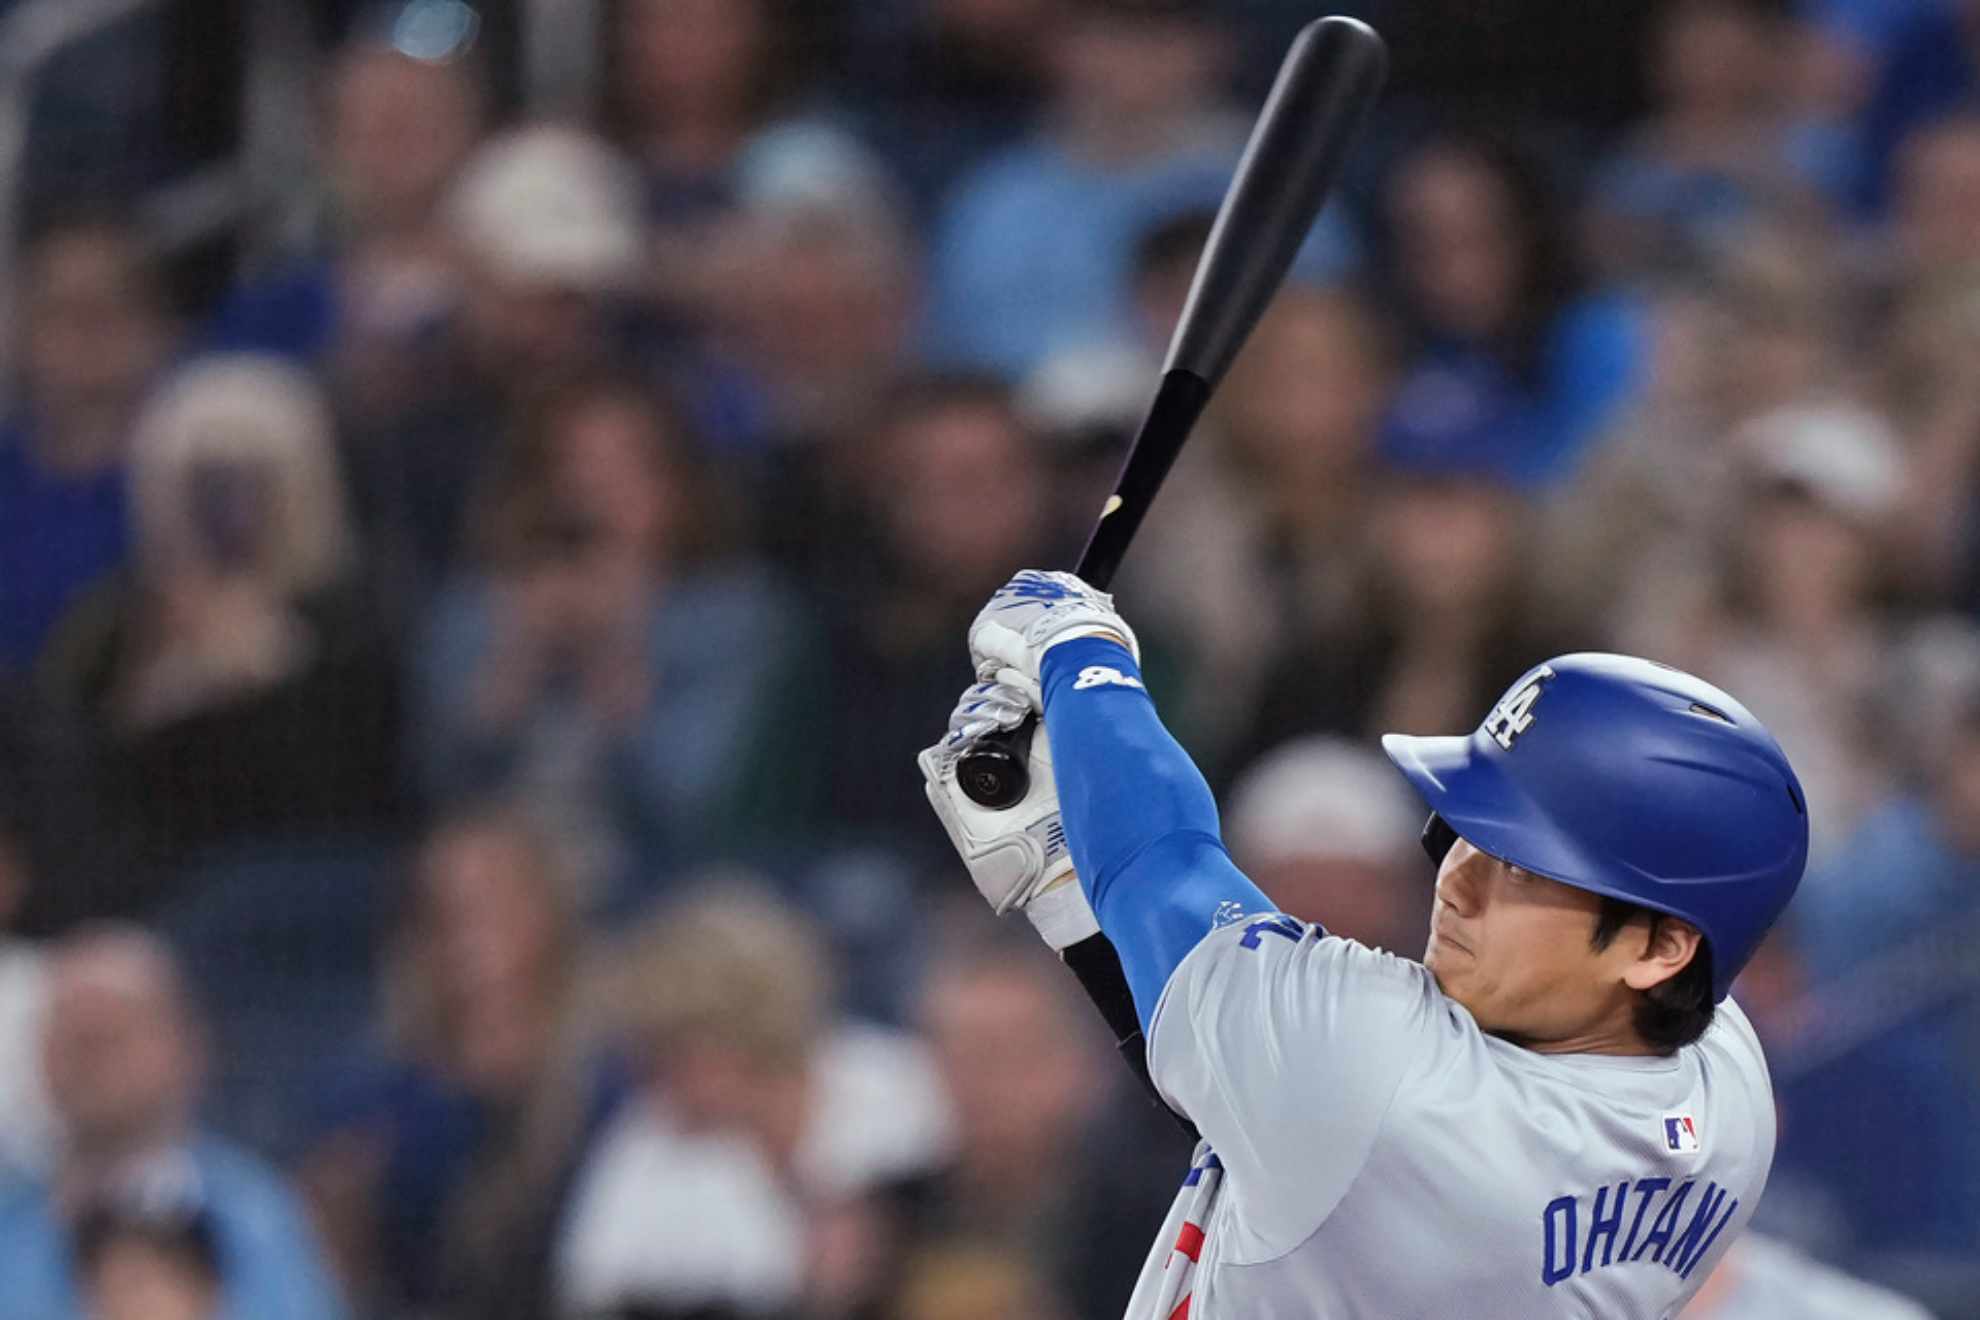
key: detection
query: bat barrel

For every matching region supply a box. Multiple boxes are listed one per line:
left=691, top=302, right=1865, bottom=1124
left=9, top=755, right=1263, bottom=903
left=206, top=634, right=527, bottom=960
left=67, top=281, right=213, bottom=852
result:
left=1164, top=16, right=1388, bottom=387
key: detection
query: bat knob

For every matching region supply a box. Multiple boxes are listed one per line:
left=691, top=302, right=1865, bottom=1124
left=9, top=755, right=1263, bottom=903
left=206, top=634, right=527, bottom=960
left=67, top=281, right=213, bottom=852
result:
left=956, top=721, right=1036, bottom=808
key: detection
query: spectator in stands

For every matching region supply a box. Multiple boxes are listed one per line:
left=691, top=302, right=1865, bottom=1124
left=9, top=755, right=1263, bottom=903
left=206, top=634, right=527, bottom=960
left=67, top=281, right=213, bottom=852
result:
left=1222, top=736, right=1431, bottom=956
left=557, top=886, right=952, bottom=1318
left=1233, top=461, right=1577, bottom=767
left=1699, top=222, right=1863, bottom=422
left=1888, top=114, right=1980, bottom=294
left=810, top=374, right=1063, bottom=857
left=1681, top=402, right=1905, bottom=859
left=841, top=0, right=1068, bottom=214
left=1728, top=927, right=1980, bottom=1310
left=37, top=355, right=400, bottom=873
left=298, top=807, right=616, bottom=1320
left=1855, top=0, right=1980, bottom=212
left=0, top=209, right=176, bottom=678
left=716, top=127, right=921, bottom=455
left=445, top=127, right=643, bottom=388
left=909, top=917, right=1183, bottom=1317
left=1743, top=929, right=1980, bottom=1299
left=0, top=925, right=346, bottom=1320
left=205, top=29, right=486, bottom=603
left=73, top=1196, right=225, bottom=1320
left=210, top=28, right=485, bottom=363
left=593, top=0, right=902, bottom=460
left=1875, top=117, right=1980, bottom=612
left=604, top=0, right=884, bottom=340
left=730, top=133, right=931, bottom=594
left=1375, top=129, right=1645, bottom=487
left=1795, top=617, right=1980, bottom=987
left=414, top=369, right=811, bottom=906
left=1882, top=285, right=1980, bottom=613
left=926, top=0, right=1247, bottom=375
left=1543, top=221, right=1859, bottom=650
left=347, top=123, right=645, bottom=584
left=607, top=0, right=797, bottom=226
left=1586, top=0, right=1837, bottom=278
left=1758, top=620, right=1980, bottom=1300
left=1107, top=285, right=1395, bottom=769
left=0, top=825, right=54, bottom=1180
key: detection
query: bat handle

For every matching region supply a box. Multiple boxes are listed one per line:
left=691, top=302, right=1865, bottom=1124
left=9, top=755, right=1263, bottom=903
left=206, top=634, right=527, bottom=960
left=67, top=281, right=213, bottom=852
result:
left=957, top=713, right=1038, bottom=807
left=1062, top=923, right=1200, bottom=1140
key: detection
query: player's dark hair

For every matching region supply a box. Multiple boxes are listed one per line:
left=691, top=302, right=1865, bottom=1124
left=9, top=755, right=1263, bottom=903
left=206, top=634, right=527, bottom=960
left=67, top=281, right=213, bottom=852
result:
left=1591, top=898, right=1715, bottom=1053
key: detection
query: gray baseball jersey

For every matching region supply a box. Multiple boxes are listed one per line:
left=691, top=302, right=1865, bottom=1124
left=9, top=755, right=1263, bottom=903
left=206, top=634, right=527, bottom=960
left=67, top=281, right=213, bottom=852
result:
left=1124, top=916, right=1775, bottom=1319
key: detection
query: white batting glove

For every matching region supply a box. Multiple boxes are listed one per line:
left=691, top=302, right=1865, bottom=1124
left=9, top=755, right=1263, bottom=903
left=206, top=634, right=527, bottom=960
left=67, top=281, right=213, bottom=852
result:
left=918, top=678, right=1100, bottom=951
left=967, top=570, right=1139, bottom=692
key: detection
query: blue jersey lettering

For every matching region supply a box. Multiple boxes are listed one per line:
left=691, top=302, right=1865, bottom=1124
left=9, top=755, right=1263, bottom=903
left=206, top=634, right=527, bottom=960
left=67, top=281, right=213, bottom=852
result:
left=1540, top=1177, right=1740, bottom=1287
left=1238, top=915, right=1306, bottom=950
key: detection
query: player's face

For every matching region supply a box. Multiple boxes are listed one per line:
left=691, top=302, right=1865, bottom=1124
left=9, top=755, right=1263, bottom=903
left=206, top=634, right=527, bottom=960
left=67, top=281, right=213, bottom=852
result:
left=1424, top=838, right=1645, bottom=1051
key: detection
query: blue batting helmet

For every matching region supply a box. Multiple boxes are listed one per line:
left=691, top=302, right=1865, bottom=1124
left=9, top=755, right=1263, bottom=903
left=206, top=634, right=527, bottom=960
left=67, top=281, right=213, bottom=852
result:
left=1382, top=653, right=1808, bottom=1002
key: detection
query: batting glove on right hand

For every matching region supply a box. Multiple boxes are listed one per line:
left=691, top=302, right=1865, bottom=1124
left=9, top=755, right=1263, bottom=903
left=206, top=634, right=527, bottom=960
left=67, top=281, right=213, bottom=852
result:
left=967, top=570, right=1140, bottom=692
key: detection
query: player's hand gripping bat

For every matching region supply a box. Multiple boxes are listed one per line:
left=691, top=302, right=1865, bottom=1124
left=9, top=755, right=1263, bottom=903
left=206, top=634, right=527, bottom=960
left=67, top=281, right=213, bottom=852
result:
left=955, top=15, right=1388, bottom=1114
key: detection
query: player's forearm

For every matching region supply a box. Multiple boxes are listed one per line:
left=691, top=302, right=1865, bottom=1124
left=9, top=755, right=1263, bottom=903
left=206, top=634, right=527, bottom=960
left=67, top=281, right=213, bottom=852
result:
left=1041, top=636, right=1274, bottom=1028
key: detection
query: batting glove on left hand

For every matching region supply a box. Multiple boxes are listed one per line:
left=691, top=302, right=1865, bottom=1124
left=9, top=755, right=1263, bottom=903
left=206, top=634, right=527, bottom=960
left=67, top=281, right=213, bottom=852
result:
left=968, top=570, right=1139, bottom=694
left=918, top=677, right=1100, bottom=951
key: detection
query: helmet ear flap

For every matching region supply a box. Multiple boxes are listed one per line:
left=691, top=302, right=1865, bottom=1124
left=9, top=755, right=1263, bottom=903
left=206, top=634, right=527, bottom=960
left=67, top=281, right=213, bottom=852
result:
left=1420, top=813, right=1458, bottom=867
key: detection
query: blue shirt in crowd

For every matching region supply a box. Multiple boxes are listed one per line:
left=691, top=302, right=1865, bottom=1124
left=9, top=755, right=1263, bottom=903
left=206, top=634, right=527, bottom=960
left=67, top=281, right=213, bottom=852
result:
left=206, top=261, right=343, bottom=363
left=415, top=566, right=813, bottom=912
left=1855, top=0, right=1979, bottom=213
left=0, top=419, right=127, bottom=679
left=1378, top=293, right=1647, bottom=488
left=0, top=1136, right=348, bottom=1320
left=926, top=135, right=1357, bottom=378
left=1794, top=794, right=1980, bottom=974
left=1769, top=794, right=1980, bottom=1253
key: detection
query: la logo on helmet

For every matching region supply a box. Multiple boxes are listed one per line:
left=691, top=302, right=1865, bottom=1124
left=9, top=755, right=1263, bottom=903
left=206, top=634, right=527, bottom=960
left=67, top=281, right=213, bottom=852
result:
left=1484, top=665, right=1555, bottom=750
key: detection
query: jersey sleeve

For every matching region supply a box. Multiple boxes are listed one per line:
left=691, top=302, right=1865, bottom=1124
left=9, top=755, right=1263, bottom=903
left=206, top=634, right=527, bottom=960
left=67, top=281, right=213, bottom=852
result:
left=1147, top=917, right=1445, bottom=1262
left=1039, top=636, right=1278, bottom=1030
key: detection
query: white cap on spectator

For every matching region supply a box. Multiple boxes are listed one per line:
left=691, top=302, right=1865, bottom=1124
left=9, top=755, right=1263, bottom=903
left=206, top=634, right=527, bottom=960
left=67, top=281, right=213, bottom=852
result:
left=735, top=122, right=903, bottom=229
left=1016, top=342, right=1152, bottom=443
left=1737, top=401, right=1905, bottom=522
left=447, top=124, right=642, bottom=292
left=1226, top=737, right=1423, bottom=868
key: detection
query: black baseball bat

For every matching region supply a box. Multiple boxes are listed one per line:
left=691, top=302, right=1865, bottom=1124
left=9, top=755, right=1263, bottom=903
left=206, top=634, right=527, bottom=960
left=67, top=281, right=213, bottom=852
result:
left=955, top=16, right=1388, bottom=1116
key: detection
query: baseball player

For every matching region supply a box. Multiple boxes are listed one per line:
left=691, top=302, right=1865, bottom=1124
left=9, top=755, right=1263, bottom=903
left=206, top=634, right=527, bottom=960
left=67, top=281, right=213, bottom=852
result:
left=919, top=571, right=1809, bottom=1319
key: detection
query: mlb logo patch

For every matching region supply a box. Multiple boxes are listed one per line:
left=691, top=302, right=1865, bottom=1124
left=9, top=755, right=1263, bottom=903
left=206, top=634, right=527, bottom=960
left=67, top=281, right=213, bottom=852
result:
left=1663, top=1114, right=1701, bottom=1154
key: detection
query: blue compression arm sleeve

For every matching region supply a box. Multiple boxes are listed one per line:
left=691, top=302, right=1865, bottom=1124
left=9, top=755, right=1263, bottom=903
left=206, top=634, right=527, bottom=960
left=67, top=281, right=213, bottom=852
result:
left=1041, top=636, right=1276, bottom=1030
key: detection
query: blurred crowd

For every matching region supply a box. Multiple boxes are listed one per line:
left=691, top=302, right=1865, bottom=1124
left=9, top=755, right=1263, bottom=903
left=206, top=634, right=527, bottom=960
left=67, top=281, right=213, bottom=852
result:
left=0, top=0, right=1977, bottom=1316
